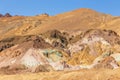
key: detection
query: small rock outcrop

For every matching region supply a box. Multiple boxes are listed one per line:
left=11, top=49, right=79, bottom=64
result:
left=0, top=13, right=12, bottom=18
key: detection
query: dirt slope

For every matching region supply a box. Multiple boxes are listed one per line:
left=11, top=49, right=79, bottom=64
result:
left=0, top=8, right=120, bottom=40
left=0, top=68, right=120, bottom=80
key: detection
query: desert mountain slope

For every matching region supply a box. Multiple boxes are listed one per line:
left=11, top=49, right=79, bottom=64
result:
left=0, top=8, right=120, bottom=74
left=0, top=8, right=120, bottom=40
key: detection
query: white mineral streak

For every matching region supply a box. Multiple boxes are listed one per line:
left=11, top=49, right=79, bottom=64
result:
left=21, top=49, right=40, bottom=67
left=82, top=36, right=110, bottom=46
left=111, top=53, right=120, bottom=62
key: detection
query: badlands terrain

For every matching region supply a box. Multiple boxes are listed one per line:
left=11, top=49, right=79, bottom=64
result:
left=0, top=8, right=120, bottom=80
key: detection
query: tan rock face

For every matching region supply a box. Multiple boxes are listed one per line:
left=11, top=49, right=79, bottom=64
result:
left=94, top=56, right=119, bottom=69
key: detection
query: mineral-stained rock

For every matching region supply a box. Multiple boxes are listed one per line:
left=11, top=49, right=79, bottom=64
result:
left=0, top=29, right=120, bottom=73
left=94, top=56, right=119, bottom=69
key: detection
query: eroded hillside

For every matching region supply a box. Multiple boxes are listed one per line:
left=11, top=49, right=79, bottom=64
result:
left=0, top=29, right=120, bottom=74
left=0, top=8, right=120, bottom=80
